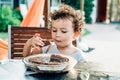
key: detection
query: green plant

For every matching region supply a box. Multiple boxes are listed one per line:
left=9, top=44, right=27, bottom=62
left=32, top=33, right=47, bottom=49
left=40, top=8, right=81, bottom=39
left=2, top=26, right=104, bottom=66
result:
left=61, top=0, right=80, bottom=10
left=82, top=28, right=91, bottom=37
left=0, top=5, right=21, bottom=32
left=12, top=9, right=23, bottom=21
left=61, top=0, right=94, bottom=24
left=0, top=32, right=8, bottom=40
left=84, top=0, right=94, bottom=24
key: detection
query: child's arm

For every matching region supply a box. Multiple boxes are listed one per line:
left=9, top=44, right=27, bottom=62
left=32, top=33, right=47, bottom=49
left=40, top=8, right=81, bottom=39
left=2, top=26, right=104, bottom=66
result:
left=23, top=39, right=33, bottom=57
left=22, top=33, right=44, bottom=57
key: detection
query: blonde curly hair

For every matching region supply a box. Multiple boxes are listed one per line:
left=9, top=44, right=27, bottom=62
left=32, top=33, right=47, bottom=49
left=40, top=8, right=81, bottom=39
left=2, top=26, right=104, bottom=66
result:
left=49, top=4, right=84, bottom=32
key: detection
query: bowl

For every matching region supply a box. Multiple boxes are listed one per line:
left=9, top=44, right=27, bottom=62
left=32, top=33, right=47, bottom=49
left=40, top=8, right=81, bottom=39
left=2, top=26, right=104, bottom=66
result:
left=23, top=53, right=77, bottom=72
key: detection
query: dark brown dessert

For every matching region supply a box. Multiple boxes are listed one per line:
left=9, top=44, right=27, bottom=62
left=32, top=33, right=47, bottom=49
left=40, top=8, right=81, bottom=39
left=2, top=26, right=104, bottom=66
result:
left=29, top=56, right=46, bottom=64
left=50, top=54, right=69, bottom=62
left=29, top=54, right=69, bottom=65
left=42, top=40, right=50, bottom=46
left=41, top=39, right=53, bottom=46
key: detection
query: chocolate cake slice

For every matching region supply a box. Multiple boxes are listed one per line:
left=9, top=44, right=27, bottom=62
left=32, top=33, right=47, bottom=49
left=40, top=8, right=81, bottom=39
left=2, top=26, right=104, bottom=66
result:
left=29, top=54, right=69, bottom=65
left=50, top=54, right=69, bottom=63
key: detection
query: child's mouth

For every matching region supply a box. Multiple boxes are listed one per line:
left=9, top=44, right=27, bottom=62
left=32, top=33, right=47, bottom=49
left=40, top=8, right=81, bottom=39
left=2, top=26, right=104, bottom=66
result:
left=55, top=40, right=62, bottom=43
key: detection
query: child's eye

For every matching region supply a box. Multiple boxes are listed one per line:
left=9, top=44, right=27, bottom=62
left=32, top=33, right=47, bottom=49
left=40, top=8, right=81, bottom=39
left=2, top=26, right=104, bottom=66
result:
left=61, top=31, right=67, bottom=33
left=52, top=29, right=57, bottom=32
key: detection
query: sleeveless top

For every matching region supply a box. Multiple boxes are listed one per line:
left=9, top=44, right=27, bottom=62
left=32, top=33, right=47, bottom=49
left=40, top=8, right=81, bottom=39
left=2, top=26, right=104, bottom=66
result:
left=42, top=43, right=85, bottom=61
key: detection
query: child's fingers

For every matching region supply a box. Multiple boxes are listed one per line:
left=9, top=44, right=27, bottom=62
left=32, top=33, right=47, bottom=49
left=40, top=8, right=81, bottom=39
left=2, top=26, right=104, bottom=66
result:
left=32, top=38, right=45, bottom=47
left=34, top=36, right=45, bottom=46
left=31, top=46, right=39, bottom=54
left=31, top=38, right=45, bottom=48
left=31, top=43, right=37, bottom=48
left=34, top=33, right=45, bottom=41
left=34, top=33, right=40, bottom=37
left=31, top=47, right=42, bottom=54
left=37, top=39, right=45, bottom=46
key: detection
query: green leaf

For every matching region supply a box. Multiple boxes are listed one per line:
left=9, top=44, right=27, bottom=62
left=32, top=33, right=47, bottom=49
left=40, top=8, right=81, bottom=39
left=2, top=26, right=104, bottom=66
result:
left=2, top=5, right=12, bottom=17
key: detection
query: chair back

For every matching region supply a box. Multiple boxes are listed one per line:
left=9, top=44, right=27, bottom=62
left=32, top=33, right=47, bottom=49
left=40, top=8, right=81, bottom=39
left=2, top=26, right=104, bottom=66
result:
left=8, top=26, right=51, bottom=59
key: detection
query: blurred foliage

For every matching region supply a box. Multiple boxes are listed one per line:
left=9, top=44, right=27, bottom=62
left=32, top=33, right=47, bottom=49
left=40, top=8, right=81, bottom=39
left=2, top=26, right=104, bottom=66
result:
left=82, top=28, right=91, bottom=37
left=0, top=5, right=22, bottom=32
left=62, top=0, right=94, bottom=24
left=61, top=0, right=80, bottom=10
left=84, top=0, right=94, bottom=24
left=0, top=32, right=8, bottom=40
left=116, top=25, right=120, bottom=31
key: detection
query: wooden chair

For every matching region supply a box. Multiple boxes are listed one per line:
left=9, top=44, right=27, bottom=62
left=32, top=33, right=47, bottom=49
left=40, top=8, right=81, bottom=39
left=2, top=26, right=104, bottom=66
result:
left=8, top=26, right=52, bottom=59
left=8, top=26, right=76, bottom=59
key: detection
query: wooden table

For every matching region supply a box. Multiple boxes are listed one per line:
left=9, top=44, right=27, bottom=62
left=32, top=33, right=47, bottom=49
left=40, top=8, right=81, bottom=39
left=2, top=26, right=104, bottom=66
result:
left=0, top=59, right=120, bottom=80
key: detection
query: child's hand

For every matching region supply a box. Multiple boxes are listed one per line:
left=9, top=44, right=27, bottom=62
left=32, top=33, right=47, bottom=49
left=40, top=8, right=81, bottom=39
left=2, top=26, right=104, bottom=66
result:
left=31, top=46, right=42, bottom=54
left=29, top=33, right=45, bottom=54
left=31, top=33, right=45, bottom=47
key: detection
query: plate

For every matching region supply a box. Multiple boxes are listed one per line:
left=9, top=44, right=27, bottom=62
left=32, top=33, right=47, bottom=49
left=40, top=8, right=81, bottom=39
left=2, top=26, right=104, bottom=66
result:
left=23, top=53, right=77, bottom=73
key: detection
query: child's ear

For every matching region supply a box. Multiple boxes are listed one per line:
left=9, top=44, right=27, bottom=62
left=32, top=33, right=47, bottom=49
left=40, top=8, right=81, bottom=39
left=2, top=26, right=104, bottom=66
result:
left=73, top=31, right=81, bottom=40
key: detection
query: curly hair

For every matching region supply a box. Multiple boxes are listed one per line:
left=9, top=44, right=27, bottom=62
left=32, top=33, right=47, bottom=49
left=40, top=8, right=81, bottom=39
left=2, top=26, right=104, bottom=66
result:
left=49, top=4, right=84, bottom=32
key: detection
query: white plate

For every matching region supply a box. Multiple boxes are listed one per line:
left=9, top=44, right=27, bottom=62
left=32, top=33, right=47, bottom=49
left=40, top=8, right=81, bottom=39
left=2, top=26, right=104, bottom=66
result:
left=23, top=53, right=77, bottom=73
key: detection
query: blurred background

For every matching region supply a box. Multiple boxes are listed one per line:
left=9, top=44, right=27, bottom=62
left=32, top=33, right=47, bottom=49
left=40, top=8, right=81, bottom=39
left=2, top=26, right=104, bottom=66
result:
left=0, top=0, right=120, bottom=39
left=0, top=0, right=120, bottom=69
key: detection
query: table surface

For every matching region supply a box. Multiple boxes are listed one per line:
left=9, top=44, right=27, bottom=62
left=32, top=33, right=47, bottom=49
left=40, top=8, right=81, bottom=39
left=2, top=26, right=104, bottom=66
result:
left=0, top=59, right=120, bottom=80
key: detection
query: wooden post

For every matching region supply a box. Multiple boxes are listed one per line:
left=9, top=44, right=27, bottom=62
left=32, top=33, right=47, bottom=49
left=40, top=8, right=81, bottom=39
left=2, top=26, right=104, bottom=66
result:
left=80, top=0, right=84, bottom=15
left=97, top=0, right=108, bottom=22
left=105, top=0, right=109, bottom=23
left=44, top=0, right=49, bottom=28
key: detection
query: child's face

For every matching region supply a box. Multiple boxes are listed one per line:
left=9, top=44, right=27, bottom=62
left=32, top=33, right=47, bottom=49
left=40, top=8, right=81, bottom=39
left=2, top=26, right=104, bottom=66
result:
left=51, top=19, right=75, bottom=47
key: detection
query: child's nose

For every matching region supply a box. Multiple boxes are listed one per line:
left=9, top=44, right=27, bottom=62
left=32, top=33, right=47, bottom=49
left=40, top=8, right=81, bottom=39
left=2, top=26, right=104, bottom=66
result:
left=56, top=31, right=61, bottom=37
